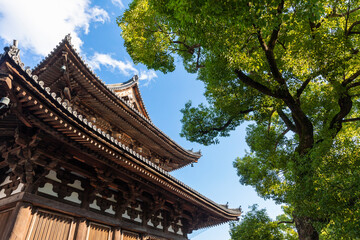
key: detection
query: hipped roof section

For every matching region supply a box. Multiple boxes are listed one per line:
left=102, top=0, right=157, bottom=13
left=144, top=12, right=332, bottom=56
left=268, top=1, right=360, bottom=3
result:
left=107, top=76, right=151, bottom=121
left=31, top=34, right=201, bottom=171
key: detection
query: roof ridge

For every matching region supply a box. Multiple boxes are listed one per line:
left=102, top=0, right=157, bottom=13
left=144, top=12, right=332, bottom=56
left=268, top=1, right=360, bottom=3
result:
left=107, top=74, right=139, bottom=88
left=32, top=34, right=71, bottom=71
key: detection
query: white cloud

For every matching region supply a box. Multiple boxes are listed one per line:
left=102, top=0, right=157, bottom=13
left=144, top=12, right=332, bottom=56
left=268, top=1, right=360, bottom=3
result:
left=88, top=52, right=158, bottom=85
left=0, top=0, right=109, bottom=55
left=139, top=70, right=158, bottom=86
left=111, top=0, right=124, bottom=9
left=0, top=0, right=157, bottom=85
left=88, top=52, right=138, bottom=76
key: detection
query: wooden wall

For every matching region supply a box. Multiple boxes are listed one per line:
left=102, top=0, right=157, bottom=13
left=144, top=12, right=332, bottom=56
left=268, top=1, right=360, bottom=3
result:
left=122, top=230, right=140, bottom=240
left=0, top=209, right=13, bottom=239
left=87, top=223, right=111, bottom=240
left=26, top=210, right=73, bottom=240
left=2, top=206, right=166, bottom=240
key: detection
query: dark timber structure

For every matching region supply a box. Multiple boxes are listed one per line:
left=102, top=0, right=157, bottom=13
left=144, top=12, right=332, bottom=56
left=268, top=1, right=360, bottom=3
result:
left=0, top=36, right=240, bottom=240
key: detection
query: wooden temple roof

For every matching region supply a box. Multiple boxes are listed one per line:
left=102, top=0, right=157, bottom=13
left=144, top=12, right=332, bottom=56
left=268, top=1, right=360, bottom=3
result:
left=0, top=37, right=241, bottom=231
left=31, top=34, right=201, bottom=171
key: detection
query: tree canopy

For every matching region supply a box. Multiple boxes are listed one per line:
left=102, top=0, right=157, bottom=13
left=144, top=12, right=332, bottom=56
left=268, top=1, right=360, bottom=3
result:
left=118, top=0, right=360, bottom=239
left=230, top=205, right=297, bottom=240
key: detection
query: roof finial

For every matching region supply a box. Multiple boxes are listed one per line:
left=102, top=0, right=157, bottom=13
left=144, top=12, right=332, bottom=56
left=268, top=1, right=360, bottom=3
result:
left=133, top=74, right=139, bottom=82
left=65, top=33, right=72, bottom=44
left=5, top=39, right=23, bottom=68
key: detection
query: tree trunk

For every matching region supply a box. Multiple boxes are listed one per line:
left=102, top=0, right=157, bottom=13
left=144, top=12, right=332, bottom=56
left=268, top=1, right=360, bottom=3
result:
left=294, top=216, right=319, bottom=240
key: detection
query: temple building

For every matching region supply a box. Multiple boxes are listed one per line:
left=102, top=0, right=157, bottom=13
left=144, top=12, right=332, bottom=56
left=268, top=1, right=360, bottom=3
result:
left=0, top=35, right=240, bottom=240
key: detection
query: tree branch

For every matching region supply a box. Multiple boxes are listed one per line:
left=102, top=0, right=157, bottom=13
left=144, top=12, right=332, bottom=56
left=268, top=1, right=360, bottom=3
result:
left=274, top=128, right=290, bottom=150
left=268, top=0, right=285, bottom=50
left=268, top=109, right=276, bottom=134
left=342, top=117, right=360, bottom=123
left=277, top=40, right=287, bottom=50
left=254, top=0, right=286, bottom=85
left=278, top=109, right=297, bottom=133
left=308, top=6, right=360, bottom=33
left=265, top=50, right=286, bottom=84
left=236, top=70, right=314, bottom=154
left=329, top=94, right=353, bottom=134
left=254, top=26, right=286, bottom=84
left=344, top=2, right=351, bottom=37
left=195, top=47, right=204, bottom=69
left=346, top=21, right=360, bottom=36
left=277, top=219, right=294, bottom=225
left=203, top=118, right=234, bottom=133
left=255, top=28, right=268, bottom=51
left=347, top=81, right=360, bottom=89
left=235, top=70, right=314, bottom=153
left=328, top=6, right=360, bottom=17
left=234, top=69, right=280, bottom=98
left=342, top=69, right=360, bottom=86
left=198, top=109, right=253, bottom=134
left=296, top=77, right=312, bottom=99
left=171, top=41, right=201, bottom=54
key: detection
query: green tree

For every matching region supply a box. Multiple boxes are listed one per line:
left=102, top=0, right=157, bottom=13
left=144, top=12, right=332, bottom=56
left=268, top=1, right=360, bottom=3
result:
left=230, top=205, right=297, bottom=240
left=119, top=0, right=360, bottom=239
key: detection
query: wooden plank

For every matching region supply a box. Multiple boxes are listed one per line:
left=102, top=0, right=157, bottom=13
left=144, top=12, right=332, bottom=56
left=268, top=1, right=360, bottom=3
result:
left=6, top=202, right=33, bottom=240
left=0, top=208, right=14, bottom=239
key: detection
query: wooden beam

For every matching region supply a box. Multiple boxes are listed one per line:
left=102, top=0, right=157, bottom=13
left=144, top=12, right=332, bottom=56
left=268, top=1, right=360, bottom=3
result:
left=0, top=161, right=8, bottom=168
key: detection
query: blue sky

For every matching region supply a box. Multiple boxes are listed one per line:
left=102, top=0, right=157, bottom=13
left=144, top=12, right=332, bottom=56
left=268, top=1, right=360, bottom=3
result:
left=0, top=0, right=282, bottom=239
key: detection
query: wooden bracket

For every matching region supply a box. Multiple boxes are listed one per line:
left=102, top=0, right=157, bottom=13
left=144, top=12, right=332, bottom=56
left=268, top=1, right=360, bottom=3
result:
left=0, top=73, right=13, bottom=91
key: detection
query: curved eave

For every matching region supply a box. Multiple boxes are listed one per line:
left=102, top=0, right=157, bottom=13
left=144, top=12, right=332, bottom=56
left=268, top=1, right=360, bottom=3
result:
left=106, top=77, right=138, bottom=90
left=2, top=51, right=240, bottom=225
left=32, top=35, right=200, bottom=170
left=133, top=84, right=151, bottom=121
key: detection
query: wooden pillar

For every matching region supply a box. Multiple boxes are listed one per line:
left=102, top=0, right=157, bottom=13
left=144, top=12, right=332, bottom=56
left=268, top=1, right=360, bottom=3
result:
left=6, top=202, right=33, bottom=240
left=74, top=218, right=88, bottom=240
left=113, top=226, right=121, bottom=240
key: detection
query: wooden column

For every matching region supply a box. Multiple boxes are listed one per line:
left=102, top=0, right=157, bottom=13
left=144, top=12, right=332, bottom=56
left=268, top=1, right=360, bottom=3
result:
left=113, top=227, right=121, bottom=240
left=74, top=218, right=88, bottom=240
left=6, top=202, right=33, bottom=240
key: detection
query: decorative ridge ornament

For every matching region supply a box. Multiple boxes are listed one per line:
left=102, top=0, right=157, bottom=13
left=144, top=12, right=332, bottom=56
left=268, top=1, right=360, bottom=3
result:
left=65, top=33, right=72, bottom=44
left=5, top=40, right=24, bottom=68
left=133, top=74, right=138, bottom=81
left=3, top=40, right=39, bottom=83
left=107, top=75, right=140, bottom=90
